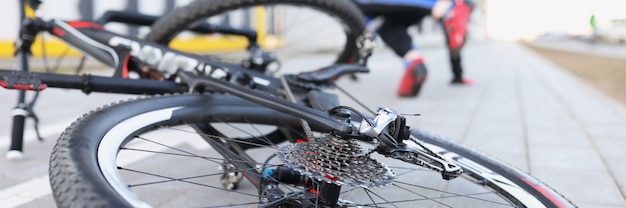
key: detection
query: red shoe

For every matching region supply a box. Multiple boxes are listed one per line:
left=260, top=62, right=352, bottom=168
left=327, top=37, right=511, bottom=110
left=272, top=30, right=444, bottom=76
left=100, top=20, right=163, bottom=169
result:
left=451, top=78, right=473, bottom=86
left=398, top=59, right=428, bottom=97
left=443, top=0, right=471, bottom=50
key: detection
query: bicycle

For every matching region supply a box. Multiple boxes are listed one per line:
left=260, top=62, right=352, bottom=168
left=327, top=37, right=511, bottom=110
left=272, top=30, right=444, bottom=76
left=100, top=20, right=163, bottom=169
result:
left=2, top=0, right=364, bottom=160
left=0, top=0, right=576, bottom=207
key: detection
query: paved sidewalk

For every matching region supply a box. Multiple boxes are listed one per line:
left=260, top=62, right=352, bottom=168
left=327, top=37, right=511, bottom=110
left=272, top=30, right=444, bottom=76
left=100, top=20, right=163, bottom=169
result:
left=529, top=38, right=626, bottom=60
left=1, top=41, right=626, bottom=207
left=336, top=41, right=626, bottom=207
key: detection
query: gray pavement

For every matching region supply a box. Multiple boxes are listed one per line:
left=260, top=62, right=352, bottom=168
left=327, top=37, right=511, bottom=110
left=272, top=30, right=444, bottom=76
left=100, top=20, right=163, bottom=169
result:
left=1, top=41, right=626, bottom=207
left=530, top=38, right=626, bottom=60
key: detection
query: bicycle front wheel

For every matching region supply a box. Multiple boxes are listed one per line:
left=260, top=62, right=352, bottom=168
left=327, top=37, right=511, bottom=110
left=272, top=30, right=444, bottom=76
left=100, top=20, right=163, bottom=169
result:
left=49, top=94, right=575, bottom=207
left=145, top=0, right=365, bottom=74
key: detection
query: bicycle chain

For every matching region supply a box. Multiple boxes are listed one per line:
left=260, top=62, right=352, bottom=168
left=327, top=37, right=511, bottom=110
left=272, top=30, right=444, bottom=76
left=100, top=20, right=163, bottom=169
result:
left=278, top=134, right=395, bottom=188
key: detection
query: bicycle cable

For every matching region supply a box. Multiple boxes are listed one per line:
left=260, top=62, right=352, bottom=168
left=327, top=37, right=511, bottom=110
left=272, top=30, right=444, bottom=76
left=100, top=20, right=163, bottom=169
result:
left=279, top=75, right=315, bottom=140
left=335, top=84, right=376, bottom=115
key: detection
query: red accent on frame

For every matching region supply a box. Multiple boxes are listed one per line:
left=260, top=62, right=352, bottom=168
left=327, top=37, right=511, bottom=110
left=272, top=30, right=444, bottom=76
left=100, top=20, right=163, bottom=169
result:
left=122, top=55, right=131, bottom=79
left=67, top=21, right=104, bottom=30
left=51, top=27, right=65, bottom=37
left=0, top=81, right=47, bottom=91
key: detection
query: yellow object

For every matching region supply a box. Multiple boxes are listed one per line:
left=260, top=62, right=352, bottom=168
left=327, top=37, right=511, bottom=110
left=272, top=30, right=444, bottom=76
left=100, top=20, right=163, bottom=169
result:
left=0, top=6, right=281, bottom=58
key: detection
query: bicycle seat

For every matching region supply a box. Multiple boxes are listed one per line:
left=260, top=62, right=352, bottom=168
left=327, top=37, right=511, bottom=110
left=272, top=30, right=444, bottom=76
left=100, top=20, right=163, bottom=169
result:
left=296, top=64, right=369, bottom=83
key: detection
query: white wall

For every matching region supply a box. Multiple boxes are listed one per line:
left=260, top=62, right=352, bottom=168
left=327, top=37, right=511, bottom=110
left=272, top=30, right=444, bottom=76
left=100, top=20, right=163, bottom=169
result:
left=0, top=1, right=21, bottom=40
left=484, top=0, right=626, bottom=40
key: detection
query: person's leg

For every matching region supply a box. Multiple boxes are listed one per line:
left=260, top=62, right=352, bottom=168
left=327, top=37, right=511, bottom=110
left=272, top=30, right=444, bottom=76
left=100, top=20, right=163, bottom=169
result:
left=377, top=13, right=431, bottom=97
left=437, top=0, right=473, bottom=85
left=448, top=48, right=467, bottom=84
left=357, top=3, right=434, bottom=97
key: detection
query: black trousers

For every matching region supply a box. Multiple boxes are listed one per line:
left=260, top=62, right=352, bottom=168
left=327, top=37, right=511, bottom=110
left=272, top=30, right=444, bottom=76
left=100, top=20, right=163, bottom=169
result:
left=357, top=3, right=464, bottom=80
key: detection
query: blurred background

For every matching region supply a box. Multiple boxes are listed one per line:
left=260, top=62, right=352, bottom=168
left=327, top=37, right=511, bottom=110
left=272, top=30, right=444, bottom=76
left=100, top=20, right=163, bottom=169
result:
left=1, top=0, right=625, bottom=55
left=2, top=0, right=622, bottom=103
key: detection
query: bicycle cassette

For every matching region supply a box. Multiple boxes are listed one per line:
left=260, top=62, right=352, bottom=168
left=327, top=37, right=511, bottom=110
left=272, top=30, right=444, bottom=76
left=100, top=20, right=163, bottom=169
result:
left=278, top=135, right=394, bottom=187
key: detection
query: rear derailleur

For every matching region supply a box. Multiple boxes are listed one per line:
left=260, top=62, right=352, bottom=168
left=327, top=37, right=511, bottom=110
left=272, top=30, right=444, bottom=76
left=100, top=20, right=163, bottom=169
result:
left=358, top=108, right=463, bottom=180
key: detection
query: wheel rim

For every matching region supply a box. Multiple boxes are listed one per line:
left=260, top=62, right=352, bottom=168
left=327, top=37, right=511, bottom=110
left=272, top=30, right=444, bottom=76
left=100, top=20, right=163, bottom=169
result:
left=156, top=3, right=360, bottom=75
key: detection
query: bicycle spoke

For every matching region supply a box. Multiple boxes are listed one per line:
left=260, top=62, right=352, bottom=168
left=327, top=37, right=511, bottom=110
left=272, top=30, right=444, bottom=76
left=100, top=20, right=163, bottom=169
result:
left=215, top=118, right=281, bottom=149
left=165, top=124, right=284, bottom=150
left=391, top=183, right=453, bottom=208
left=392, top=181, right=512, bottom=206
left=204, top=201, right=260, bottom=208
left=119, top=167, right=258, bottom=197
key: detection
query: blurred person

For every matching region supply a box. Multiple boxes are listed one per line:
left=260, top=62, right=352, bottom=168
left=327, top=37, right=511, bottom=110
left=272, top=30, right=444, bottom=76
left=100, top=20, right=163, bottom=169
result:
left=354, top=0, right=473, bottom=97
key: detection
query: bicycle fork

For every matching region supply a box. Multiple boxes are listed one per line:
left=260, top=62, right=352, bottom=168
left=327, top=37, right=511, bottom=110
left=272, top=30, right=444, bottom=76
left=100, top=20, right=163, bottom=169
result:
left=7, top=52, right=30, bottom=161
left=7, top=0, right=45, bottom=160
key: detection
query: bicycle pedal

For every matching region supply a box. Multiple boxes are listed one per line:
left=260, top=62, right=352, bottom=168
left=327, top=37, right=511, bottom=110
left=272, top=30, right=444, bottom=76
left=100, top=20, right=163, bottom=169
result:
left=0, top=71, right=47, bottom=91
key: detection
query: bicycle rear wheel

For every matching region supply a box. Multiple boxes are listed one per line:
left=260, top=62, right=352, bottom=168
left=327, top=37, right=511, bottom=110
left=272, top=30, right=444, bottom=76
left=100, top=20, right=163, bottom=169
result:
left=145, top=0, right=365, bottom=74
left=49, top=94, right=575, bottom=207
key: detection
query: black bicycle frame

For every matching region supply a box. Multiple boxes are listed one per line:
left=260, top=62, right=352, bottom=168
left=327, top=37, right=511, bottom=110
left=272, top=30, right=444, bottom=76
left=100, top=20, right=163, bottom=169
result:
left=2, top=1, right=277, bottom=155
left=2, top=0, right=363, bottom=158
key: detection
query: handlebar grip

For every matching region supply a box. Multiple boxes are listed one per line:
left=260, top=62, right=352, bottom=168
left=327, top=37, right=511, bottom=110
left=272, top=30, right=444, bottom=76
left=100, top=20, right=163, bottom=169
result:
left=10, top=112, right=26, bottom=152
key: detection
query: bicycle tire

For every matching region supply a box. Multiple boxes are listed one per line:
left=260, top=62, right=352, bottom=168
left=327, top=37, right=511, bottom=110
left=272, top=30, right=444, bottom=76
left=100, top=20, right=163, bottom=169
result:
left=49, top=94, right=575, bottom=207
left=145, top=0, right=365, bottom=73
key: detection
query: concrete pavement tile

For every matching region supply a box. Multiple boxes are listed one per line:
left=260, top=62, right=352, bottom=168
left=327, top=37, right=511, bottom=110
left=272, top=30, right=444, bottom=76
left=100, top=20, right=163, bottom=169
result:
left=17, top=196, right=56, bottom=208
left=464, top=133, right=529, bottom=171
left=575, top=202, right=626, bottom=208
left=473, top=104, right=521, bottom=123
left=526, top=125, right=592, bottom=146
left=586, top=124, right=626, bottom=139
left=522, top=104, right=573, bottom=121
left=529, top=145, right=607, bottom=171
left=532, top=169, right=626, bottom=207
left=594, top=138, right=626, bottom=160
left=605, top=158, right=626, bottom=199
left=464, top=133, right=525, bottom=155
left=533, top=67, right=626, bottom=125
left=466, top=122, right=524, bottom=136
left=464, top=129, right=527, bottom=170
left=413, top=123, right=468, bottom=143
left=530, top=39, right=626, bottom=60
left=488, top=152, right=529, bottom=173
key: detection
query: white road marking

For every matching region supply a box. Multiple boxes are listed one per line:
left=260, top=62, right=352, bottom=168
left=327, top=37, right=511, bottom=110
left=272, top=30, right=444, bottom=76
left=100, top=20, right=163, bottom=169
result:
left=0, top=126, right=210, bottom=207
left=0, top=119, right=76, bottom=149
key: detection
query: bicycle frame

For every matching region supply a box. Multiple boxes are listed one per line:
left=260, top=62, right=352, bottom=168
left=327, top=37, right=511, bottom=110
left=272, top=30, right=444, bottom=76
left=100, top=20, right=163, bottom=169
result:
left=1, top=0, right=371, bottom=158
left=1, top=0, right=285, bottom=158
left=1, top=3, right=385, bottom=204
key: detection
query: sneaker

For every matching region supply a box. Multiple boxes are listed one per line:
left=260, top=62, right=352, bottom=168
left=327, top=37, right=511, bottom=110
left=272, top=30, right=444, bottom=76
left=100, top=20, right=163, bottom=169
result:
left=443, top=0, right=471, bottom=50
left=398, top=59, right=428, bottom=97
left=451, top=77, right=473, bottom=86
